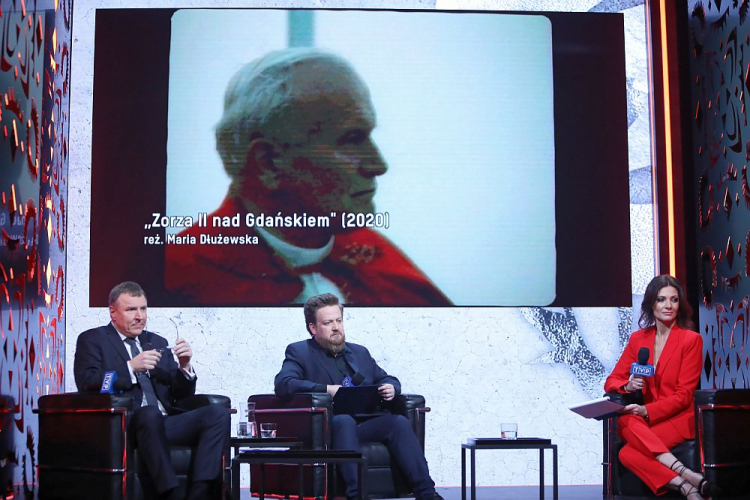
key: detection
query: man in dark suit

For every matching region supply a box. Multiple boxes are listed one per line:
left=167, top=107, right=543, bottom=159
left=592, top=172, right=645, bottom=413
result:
left=74, top=281, right=229, bottom=500
left=275, top=293, right=442, bottom=500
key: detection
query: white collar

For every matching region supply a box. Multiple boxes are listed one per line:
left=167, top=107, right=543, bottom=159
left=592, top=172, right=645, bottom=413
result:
left=112, top=323, right=140, bottom=345
left=256, top=227, right=334, bottom=269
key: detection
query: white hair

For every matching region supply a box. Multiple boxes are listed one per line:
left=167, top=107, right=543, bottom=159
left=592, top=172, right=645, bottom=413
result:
left=215, top=47, right=359, bottom=180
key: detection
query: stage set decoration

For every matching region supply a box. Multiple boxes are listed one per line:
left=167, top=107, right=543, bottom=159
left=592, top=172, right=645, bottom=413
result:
left=65, top=0, right=653, bottom=489
left=0, top=0, right=71, bottom=497
left=689, top=0, right=750, bottom=390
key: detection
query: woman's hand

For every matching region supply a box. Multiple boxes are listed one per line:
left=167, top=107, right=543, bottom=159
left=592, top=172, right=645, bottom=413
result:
left=624, top=376, right=644, bottom=393
left=623, top=404, right=649, bottom=420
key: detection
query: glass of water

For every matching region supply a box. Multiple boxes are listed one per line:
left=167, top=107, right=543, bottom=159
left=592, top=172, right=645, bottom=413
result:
left=501, top=423, right=518, bottom=440
left=237, top=421, right=257, bottom=437
left=236, top=402, right=258, bottom=437
left=260, top=422, right=277, bottom=438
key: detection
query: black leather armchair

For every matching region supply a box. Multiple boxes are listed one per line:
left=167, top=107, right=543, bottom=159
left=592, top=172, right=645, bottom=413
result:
left=694, top=389, right=750, bottom=499
left=35, top=392, right=231, bottom=500
left=603, top=389, right=750, bottom=499
left=0, top=396, right=13, bottom=500
left=248, top=392, right=430, bottom=500
left=603, top=412, right=696, bottom=498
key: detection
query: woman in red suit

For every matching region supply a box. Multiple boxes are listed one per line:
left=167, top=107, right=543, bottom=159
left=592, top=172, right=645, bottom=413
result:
left=604, top=275, right=718, bottom=499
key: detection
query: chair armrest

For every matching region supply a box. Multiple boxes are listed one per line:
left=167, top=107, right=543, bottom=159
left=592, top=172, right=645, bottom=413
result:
left=695, top=389, right=750, bottom=406
left=387, top=393, right=426, bottom=415
left=36, top=393, right=133, bottom=472
left=36, top=392, right=134, bottom=413
left=248, top=392, right=430, bottom=450
left=250, top=392, right=332, bottom=410
left=695, top=389, right=750, bottom=471
left=175, top=394, right=231, bottom=411
left=248, top=393, right=331, bottom=449
left=604, top=390, right=643, bottom=407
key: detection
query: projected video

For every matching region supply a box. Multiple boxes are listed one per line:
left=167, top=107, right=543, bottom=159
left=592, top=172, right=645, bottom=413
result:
left=89, top=8, right=631, bottom=308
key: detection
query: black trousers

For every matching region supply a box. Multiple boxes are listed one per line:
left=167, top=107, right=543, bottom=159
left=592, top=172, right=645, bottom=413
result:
left=331, top=413, right=435, bottom=499
left=130, top=404, right=230, bottom=495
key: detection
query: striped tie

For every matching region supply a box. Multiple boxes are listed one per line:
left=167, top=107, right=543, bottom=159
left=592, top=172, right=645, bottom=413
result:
left=124, top=338, right=160, bottom=407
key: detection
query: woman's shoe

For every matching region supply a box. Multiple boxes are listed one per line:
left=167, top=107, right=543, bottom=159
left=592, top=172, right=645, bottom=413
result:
left=698, top=477, right=720, bottom=497
left=674, top=479, right=704, bottom=499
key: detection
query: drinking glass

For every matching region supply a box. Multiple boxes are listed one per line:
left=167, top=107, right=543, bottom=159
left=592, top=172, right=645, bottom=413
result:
left=501, top=423, right=518, bottom=440
left=260, top=422, right=277, bottom=438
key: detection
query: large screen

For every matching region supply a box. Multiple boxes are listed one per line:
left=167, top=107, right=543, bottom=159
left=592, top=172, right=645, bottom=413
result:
left=89, top=8, right=631, bottom=307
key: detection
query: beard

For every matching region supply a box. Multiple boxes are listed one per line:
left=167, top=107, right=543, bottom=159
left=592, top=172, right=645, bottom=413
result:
left=316, top=332, right=346, bottom=354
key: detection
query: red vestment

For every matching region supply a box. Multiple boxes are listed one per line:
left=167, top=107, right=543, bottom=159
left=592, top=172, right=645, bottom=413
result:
left=165, top=198, right=451, bottom=306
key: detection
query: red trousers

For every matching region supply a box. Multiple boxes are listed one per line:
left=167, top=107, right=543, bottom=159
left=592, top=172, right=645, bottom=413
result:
left=618, top=414, right=686, bottom=495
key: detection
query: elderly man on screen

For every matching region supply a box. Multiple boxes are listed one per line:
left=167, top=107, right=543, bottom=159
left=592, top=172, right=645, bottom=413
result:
left=74, top=281, right=229, bottom=500
left=166, top=47, right=450, bottom=306
left=275, top=293, right=443, bottom=500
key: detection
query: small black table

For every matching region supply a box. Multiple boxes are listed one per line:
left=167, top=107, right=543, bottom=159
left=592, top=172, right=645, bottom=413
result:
left=231, top=447, right=364, bottom=500
left=461, top=438, right=558, bottom=500
left=229, top=437, right=302, bottom=500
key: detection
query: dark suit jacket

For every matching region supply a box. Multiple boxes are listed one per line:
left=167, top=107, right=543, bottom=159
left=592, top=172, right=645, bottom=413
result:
left=604, top=325, right=703, bottom=439
left=74, top=323, right=196, bottom=414
left=274, top=338, right=401, bottom=398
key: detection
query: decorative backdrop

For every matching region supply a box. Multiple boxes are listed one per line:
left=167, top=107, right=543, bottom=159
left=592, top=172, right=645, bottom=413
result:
left=689, top=0, right=750, bottom=390
left=64, top=0, right=652, bottom=490
left=0, top=0, right=71, bottom=497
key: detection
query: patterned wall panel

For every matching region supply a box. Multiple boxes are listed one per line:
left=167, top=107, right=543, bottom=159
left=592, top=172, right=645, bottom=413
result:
left=688, top=0, right=750, bottom=390
left=0, top=0, right=71, bottom=497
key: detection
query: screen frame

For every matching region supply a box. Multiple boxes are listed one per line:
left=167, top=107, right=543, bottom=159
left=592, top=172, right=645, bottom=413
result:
left=89, top=7, right=631, bottom=308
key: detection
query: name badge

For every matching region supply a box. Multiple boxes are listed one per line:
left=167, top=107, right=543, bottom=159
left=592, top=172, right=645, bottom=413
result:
left=100, top=371, right=118, bottom=393
left=341, top=375, right=352, bottom=387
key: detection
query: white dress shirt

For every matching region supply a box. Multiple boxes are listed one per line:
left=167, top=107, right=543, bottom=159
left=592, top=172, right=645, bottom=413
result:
left=115, top=329, right=195, bottom=414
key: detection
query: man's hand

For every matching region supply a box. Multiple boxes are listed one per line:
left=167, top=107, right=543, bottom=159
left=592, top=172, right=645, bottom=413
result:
left=327, top=385, right=341, bottom=397
left=173, top=338, right=193, bottom=369
left=378, top=383, right=395, bottom=401
left=129, top=349, right=162, bottom=372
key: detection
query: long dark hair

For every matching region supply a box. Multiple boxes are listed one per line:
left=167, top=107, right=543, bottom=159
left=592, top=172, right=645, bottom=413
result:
left=638, top=275, right=695, bottom=330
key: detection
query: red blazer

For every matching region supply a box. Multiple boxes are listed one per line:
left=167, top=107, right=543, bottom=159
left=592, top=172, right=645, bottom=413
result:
left=604, top=326, right=703, bottom=439
left=165, top=197, right=451, bottom=306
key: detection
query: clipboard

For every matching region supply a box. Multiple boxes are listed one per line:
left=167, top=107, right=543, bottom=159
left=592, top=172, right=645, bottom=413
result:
left=332, top=385, right=381, bottom=415
left=569, top=396, right=625, bottom=420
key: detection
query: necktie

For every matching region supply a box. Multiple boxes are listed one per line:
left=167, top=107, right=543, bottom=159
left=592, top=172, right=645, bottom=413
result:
left=123, top=338, right=159, bottom=407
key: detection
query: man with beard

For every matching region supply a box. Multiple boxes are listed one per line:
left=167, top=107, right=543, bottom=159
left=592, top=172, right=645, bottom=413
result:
left=274, top=293, right=442, bottom=500
left=166, top=48, right=450, bottom=306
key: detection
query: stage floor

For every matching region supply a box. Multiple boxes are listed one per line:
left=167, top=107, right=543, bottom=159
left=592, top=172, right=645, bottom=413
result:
left=235, top=485, right=604, bottom=500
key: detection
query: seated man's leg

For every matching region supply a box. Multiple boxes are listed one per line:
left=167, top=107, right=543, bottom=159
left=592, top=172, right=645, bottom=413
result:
left=331, top=414, right=360, bottom=499
left=164, top=404, right=231, bottom=499
left=131, top=406, right=178, bottom=496
left=357, top=414, right=436, bottom=499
